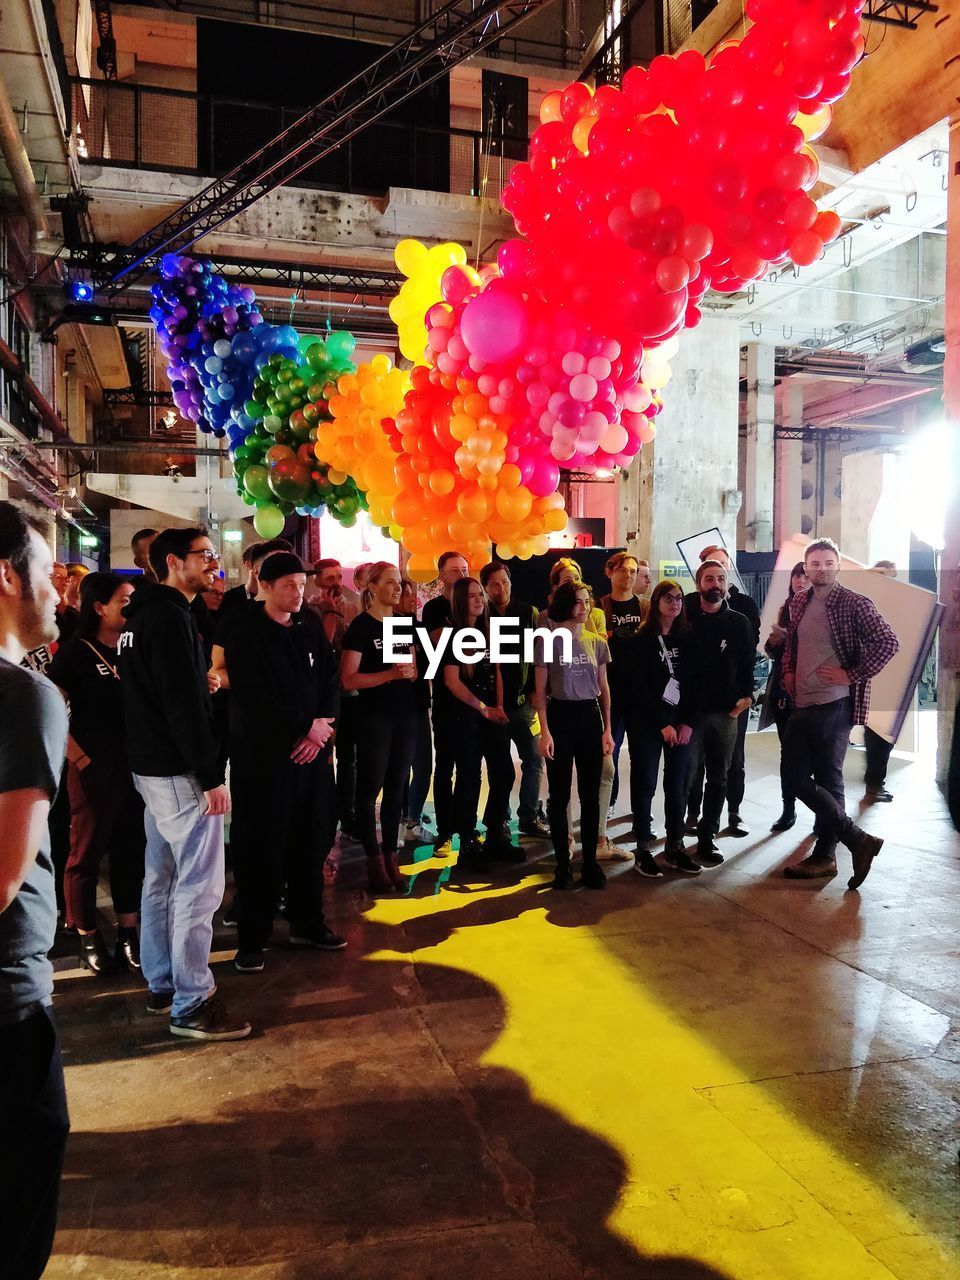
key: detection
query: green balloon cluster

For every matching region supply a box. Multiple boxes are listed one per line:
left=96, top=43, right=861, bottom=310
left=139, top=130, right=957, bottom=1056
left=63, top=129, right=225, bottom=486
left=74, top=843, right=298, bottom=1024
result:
left=230, top=331, right=364, bottom=534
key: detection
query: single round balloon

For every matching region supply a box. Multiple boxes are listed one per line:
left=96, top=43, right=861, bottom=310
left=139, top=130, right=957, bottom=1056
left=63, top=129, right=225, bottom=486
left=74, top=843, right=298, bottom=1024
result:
left=253, top=504, right=286, bottom=538
left=460, top=289, right=530, bottom=364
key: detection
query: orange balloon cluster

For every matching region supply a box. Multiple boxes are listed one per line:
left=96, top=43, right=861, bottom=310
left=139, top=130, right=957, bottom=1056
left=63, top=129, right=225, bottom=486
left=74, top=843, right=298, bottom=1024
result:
left=389, top=365, right=566, bottom=581
left=315, top=354, right=411, bottom=529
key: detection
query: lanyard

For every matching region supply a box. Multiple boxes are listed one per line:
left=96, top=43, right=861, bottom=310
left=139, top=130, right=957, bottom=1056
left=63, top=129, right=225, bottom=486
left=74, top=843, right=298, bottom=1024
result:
left=657, top=635, right=676, bottom=678
left=81, top=639, right=120, bottom=680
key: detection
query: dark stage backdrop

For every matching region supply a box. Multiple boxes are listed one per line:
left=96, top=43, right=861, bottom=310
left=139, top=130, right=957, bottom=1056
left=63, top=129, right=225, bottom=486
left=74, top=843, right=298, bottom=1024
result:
left=500, top=548, right=623, bottom=612
left=196, top=21, right=450, bottom=193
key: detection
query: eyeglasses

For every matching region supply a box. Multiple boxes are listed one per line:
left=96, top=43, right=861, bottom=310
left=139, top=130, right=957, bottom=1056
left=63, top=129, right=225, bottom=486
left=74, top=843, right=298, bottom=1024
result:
left=664, top=595, right=684, bottom=604
left=187, top=549, right=220, bottom=564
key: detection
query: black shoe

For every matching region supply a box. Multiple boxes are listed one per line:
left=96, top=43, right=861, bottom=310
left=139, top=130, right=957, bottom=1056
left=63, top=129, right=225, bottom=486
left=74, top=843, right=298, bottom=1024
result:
left=696, top=842, right=725, bottom=867
left=771, top=809, right=797, bottom=832
left=551, top=869, right=576, bottom=890
left=234, top=948, right=265, bottom=973
left=146, top=989, right=174, bottom=1015
left=684, top=814, right=700, bottom=835
left=865, top=786, right=893, bottom=803
left=580, top=861, right=607, bottom=890
left=79, top=931, right=118, bottom=976
left=459, top=837, right=489, bottom=866
left=726, top=813, right=750, bottom=837
left=485, top=838, right=526, bottom=864
left=169, top=996, right=251, bottom=1042
left=662, top=846, right=702, bottom=875
left=633, top=850, right=663, bottom=878
left=288, top=925, right=348, bottom=951
left=114, top=930, right=141, bottom=972
left=519, top=816, right=551, bottom=838
left=221, top=900, right=239, bottom=928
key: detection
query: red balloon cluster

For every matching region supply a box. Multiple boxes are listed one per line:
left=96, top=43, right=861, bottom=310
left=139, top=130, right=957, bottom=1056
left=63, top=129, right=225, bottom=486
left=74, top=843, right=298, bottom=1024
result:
left=501, top=0, right=863, bottom=331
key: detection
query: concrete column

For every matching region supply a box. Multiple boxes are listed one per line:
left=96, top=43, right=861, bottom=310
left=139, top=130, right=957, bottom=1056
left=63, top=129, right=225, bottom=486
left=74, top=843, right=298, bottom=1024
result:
left=775, top=378, right=803, bottom=546
left=937, top=116, right=960, bottom=781
left=742, top=343, right=775, bottom=551
left=818, top=439, right=844, bottom=546
left=621, top=316, right=741, bottom=576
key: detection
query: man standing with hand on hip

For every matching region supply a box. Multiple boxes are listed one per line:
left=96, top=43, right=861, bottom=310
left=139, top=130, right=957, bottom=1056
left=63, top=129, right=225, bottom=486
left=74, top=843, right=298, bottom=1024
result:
left=781, top=538, right=899, bottom=888
left=119, top=527, right=251, bottom=1041
left=0, top=500, right=70, bottom=1280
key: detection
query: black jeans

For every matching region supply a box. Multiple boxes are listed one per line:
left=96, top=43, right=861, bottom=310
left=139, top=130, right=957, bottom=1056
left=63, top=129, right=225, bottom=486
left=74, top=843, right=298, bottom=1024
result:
left=545, top=699, right=603, bottom=869
left=687, top=707, right=749, bottom=817
left=609, top=695, right=628, bottom=808
left=0, top=1006, right=70, bottom=1280
left=627, top=714, right=692, bottom=844
left=64, top=752, right=145, bottom=931
left=431, top=707, right=458, bottom=840
left=864, top=727, right=893, bottom=788
left=231, top=746, right=336, bottom=949
left=454, top=713, right=514, bottom=839
left=356, top=712, right=417, bottom=859
left=689, top=712, right=739, bottom=841
left=774, top=705, right=797, bottom=810
left=335, top=694, right=360, bottom=831
left=782, top=698, right=858, bottom=853
left=492, top=700, right=544, bottom=827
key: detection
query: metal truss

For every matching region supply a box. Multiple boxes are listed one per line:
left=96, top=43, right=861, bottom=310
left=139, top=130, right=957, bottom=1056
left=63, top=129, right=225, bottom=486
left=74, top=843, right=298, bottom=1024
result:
left=71, top=244, right=403, bottom=297
left=739, top=424, right=908, bottom=442
left=93, top=1, right=118, bottom=78
left=103, top=389, right=174, bottom=407
left=863, top=0, right=938, bottom=27
left=99, top=0, right=555, bottom=293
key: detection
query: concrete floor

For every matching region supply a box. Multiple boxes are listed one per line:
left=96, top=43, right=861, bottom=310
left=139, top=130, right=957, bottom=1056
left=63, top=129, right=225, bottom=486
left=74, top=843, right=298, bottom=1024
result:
left=47, top=715, right=958, bottom=1280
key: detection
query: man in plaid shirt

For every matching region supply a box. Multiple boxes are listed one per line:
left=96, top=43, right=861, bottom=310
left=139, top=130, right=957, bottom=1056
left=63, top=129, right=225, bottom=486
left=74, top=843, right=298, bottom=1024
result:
left=780, top=537, right=899, bottom=888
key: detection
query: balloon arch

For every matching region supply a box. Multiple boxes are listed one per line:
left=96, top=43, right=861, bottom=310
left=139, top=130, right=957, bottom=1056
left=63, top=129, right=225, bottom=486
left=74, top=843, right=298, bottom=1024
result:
left=150, top=0, right=864, bottom=578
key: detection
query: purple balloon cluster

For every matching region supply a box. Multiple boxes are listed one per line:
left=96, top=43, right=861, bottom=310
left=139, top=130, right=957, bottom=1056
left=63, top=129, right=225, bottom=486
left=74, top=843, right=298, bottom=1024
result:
left=150, top=254, right=263, bottom=437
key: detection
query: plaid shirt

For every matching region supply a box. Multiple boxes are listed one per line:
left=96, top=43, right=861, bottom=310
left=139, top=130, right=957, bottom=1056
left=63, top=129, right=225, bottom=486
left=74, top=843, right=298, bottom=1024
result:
left=782, top=583, right=899, bottom=726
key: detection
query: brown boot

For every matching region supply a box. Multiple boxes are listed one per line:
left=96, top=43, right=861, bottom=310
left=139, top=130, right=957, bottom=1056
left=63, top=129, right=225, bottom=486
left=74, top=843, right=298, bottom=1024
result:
left=783, top=853, right=838, bottom=879
left=847, top=830, right=883, bottom=889
left=366, top=854, right=394, bottom=893
left=383, top=851, right=407, bottom=892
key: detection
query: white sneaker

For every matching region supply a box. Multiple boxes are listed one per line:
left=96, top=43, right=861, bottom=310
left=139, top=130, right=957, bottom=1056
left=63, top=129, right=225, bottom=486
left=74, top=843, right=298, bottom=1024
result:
left=405, top=822, right=434, bottom=845
left=597, top=836, right=632, bottom=862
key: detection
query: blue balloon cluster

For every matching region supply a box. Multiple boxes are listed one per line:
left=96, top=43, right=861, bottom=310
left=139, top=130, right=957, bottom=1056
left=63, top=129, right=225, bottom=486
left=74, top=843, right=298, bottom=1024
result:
left=151, top=253, right=297, bottom=437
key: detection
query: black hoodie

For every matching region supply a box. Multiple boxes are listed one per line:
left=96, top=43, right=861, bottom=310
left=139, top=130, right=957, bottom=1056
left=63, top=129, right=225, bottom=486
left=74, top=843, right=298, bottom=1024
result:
left=117, top=581, right=223, bottom=790
left=683, top=595, right=755, bottom=714
left=224, top=603, right=339, bottom=754
left=625, top=626, right=702, bottom=731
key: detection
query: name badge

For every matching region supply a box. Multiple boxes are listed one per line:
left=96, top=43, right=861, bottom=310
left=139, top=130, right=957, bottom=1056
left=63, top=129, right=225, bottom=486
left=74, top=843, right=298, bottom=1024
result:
left=662, top=677, right=681, bottom=706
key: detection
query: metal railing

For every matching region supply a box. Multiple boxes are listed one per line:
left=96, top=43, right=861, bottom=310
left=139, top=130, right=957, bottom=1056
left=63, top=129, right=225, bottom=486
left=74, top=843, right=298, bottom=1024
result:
left=71, top=78, right=527, bottom=201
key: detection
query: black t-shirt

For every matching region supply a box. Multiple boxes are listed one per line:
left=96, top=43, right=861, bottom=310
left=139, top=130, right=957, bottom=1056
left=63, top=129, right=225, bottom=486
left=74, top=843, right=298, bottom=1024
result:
left=421, top=595, right=452, bottom=636
left=605, top=595, right=646, bottom=698
left=342, top=612, right=417, bottom=718
left=440, top=631, right=498, bottom=714
left=0, top=658, right=68, bottom=1020
left=49, top=636, right=124, bottom=759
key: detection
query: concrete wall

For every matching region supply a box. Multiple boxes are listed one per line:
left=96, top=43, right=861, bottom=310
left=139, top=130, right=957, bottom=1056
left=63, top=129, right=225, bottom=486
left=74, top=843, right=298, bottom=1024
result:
left=619, top=317, right=741, bottom=574
left=840, top=450, right=912, bottom=569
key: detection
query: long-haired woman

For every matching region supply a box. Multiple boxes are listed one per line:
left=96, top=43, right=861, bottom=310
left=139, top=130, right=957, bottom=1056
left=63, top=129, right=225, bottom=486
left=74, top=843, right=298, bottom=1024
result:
left=534, top=581, right=614, bottom=890
left=441, top=577, right=519, bottom=867
left=761, top=561, right=809, bottom=832
left=626, top=580, right=702, bottom=877
left=341, top=562, right=419, bottom=892
left=48, top=572, right=145, bottom=974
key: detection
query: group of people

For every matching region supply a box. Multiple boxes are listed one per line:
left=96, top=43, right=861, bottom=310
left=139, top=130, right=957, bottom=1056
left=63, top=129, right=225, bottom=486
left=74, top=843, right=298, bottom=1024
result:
left=1, top=495, right=904, bottom=1278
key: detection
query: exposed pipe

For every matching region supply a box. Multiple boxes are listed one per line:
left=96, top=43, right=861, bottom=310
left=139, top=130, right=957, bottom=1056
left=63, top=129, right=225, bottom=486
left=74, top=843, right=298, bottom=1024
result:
left=0, top=70, right=50, bottom=245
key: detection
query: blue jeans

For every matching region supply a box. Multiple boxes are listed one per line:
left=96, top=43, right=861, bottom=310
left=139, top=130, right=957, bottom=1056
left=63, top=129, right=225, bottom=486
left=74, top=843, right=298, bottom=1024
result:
left=627, top=715, right=692, bottom=844
left=782, top=698, right=856, bottom=852
left=133, top=773, right=225, bottom=1019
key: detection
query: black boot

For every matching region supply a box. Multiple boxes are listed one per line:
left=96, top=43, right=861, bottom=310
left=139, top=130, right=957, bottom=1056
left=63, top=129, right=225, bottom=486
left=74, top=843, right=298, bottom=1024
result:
left=771, top=806, right=797, bottom=832
left=79, top=930, right=118, bottom=976
left=114, top=927, right=141, bottom=972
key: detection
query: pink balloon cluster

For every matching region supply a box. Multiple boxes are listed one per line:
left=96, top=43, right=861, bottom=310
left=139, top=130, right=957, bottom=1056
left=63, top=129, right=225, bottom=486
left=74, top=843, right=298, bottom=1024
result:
left=423, top=267, right=663, bottom=480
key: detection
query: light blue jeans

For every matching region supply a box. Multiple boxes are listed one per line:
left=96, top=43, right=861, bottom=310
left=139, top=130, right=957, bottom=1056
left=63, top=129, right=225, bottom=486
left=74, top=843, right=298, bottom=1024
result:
left=133, top=773, right=225, bottom=1019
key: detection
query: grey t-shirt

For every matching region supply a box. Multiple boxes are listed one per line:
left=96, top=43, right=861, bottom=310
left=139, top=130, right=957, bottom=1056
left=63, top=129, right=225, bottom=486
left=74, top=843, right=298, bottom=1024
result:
left=535, top=623, right=610, bottom=701
left=0, top=657, right=68, bottom=1021
left=795, top=594, right=850, bottom=708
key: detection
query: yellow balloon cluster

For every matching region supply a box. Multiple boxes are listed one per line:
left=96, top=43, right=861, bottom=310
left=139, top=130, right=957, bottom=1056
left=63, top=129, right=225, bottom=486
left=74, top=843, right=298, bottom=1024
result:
left=388, top=238, right=467, bottom=363
left=315, top=354, right=411, bottom=529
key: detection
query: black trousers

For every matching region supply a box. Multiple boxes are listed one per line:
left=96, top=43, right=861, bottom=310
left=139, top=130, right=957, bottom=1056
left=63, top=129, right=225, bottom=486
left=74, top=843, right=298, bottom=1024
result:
left=774, top=705, right=797, bottom=809
left=335, top=694, right=360, bottom=832
left=687, top=707, right=749, bottom=817
left=356, top=712, right=417, bottom=859
left=0, top=1006, right=70, bottom=1280
left=626, top=714, right=692, bottom=844
left=231, top=745, right=336, bottom=949
left=782, top=698, right=857, bottom=853
left=431, top=707, right=458, bottom=840
left=864, top=727, right=894, bottom=788
left=452, top=712, right=514, bottom=839
left=545, top=699, right=603, bottom=869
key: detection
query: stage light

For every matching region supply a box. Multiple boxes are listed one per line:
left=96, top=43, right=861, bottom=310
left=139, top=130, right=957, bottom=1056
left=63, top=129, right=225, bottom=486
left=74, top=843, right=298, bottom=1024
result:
left=68, top=281, right=94, bottom=303
left=905, top=420, right=957, bottom=551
